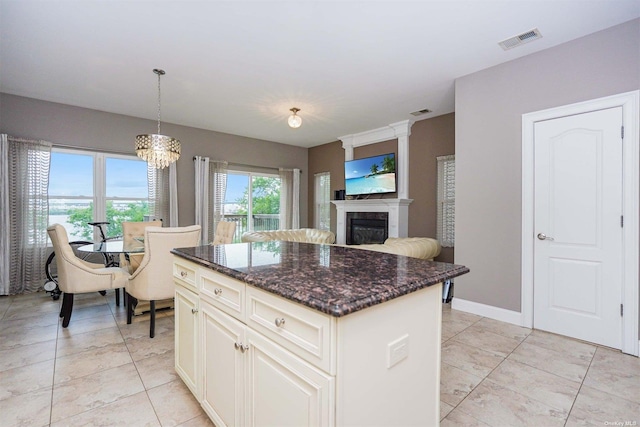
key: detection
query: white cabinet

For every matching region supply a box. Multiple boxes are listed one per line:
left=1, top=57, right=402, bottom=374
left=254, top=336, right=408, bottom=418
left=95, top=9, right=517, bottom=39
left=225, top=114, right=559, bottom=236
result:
left=173, top=255, right=443, bottom=427
left=174, top=285, right=199, bottom=399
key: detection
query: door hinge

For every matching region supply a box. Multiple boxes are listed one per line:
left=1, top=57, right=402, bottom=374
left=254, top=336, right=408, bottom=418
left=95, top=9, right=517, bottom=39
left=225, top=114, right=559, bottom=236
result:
left=621, top=215, right=624, bottom=228
left=621, top=126, right=624, bottom=139
left=620, top=304, right=624, bottom=316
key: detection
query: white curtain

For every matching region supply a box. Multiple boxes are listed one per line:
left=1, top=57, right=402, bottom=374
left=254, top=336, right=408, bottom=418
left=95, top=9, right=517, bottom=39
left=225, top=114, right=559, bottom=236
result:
left=194, top=157, right=228, bottom=244
left=0, top=135, right=52, bottom=295
left=194, top=156, right=210, bottom=245
left=279, top=168, right=300, bottom=229
left=148, top=162, right=179, bottom=226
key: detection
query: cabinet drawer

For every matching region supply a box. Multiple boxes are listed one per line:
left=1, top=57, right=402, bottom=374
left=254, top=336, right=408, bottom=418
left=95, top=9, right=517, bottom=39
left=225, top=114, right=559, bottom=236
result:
left=174, top=259, right=198, bottom=292
left=200, top=269, right=245, bottom=321
left=246, top=287, right=334, bottom=373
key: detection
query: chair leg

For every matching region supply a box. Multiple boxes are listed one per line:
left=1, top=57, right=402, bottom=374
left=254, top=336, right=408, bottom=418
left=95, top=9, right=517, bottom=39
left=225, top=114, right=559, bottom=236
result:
left=149, top=300, right=156, bottom=338
left=61, top=293, right=74, bottom=328
left=126, top=292, right=138, bottom=325
left=115, top=288, right=120, bottom=306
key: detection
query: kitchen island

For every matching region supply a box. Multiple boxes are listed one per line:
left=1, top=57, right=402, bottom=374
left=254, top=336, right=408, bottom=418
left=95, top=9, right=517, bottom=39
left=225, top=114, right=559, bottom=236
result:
left=172, top=241, right=469, bottom=426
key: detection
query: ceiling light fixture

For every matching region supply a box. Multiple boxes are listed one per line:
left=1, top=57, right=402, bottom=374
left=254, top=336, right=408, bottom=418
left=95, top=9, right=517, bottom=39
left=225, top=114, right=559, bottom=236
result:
left=288, top=107, right=302, bottom=129
left=135, top=69, right=181, bottom=169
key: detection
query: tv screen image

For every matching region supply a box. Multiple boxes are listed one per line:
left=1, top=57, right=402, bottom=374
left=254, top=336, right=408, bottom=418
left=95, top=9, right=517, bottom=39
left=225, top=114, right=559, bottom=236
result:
left=344, top=153, right=396, bottom=196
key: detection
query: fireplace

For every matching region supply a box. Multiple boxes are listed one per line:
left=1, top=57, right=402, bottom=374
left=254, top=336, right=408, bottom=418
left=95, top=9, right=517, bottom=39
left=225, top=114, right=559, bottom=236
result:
left=346, top=212, right=388, bottom=245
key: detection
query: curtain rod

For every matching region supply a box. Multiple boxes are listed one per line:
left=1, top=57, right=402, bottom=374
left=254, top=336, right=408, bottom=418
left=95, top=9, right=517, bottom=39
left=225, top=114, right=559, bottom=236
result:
left=192, top=156, right=302, bottom=173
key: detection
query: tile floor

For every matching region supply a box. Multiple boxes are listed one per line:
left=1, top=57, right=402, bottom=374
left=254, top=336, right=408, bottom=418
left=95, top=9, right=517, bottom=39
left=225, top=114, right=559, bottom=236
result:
left=1, top=290, right=639, bottom=426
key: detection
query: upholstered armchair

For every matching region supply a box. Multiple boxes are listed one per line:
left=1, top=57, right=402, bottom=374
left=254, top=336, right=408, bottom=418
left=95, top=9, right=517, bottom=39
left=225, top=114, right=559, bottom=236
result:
left=126, top=225, right=201, bottom=338
left=47, top=224, right=130, bottom=327
left=119, top=220, right=163, bottom=273
left=212, top=220, right=236, bottom=244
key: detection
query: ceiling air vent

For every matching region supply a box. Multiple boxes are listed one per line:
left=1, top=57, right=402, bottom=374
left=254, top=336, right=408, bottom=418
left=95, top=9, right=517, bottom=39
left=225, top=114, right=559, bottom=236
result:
left=410, top=108, right=432, bottom=117
left=498, top=28, right=542, bottom=51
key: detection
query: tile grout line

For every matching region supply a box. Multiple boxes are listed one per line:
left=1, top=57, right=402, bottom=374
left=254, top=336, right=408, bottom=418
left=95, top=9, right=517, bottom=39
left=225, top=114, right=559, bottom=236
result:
left=562, top=345, right=598, bottom=427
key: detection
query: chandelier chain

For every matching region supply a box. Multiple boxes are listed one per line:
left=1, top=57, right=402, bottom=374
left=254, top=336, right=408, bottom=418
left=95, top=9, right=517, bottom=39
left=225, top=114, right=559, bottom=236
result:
left=157, top=71, right=162, bottom=135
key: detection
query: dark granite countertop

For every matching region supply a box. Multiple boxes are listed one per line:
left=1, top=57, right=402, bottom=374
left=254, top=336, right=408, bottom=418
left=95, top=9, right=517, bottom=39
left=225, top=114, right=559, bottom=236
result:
left=171, top=241, right=469, bottom=317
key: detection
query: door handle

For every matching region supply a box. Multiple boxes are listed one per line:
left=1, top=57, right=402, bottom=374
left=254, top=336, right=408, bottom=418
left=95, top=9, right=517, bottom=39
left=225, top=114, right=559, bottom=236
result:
left=537, top=233, right=554, bottom=241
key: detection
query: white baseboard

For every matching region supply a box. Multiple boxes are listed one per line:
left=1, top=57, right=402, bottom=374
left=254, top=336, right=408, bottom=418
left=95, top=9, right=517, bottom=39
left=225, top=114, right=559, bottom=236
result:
left=451, top=298, right=524, bottom=327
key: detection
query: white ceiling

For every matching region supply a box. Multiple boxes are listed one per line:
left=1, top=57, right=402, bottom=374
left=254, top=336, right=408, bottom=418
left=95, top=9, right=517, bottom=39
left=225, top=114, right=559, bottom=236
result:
left=1, top=1, right=638, bottom=148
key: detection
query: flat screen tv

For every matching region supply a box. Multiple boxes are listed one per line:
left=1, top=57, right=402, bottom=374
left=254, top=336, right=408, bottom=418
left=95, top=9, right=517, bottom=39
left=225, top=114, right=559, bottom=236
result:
left=344, top=153, right=396, bottom=196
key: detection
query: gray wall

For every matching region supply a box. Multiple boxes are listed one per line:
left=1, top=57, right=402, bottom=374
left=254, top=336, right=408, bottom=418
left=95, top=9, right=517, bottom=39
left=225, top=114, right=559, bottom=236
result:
left=0, top=93, right=309, bottom=228
left=455, top=19, right=640, bottom=312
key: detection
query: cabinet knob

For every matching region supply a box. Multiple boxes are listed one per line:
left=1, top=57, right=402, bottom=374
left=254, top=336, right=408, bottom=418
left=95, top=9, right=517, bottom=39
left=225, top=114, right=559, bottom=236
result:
left=241, top=344, right=249, bottom=353
left=214, top=288, right=223, bottom=296
left=275, top=317, right=286, bottom=328
left=191, top=308, right=198, bottom=314
left=234, top=342, right=241, bottom=350
left=180, top=271, right=187, bottom=278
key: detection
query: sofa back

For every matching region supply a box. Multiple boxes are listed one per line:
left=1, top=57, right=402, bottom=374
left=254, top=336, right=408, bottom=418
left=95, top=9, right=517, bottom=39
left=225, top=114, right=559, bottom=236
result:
left=241, top=228, right=336, bottom=244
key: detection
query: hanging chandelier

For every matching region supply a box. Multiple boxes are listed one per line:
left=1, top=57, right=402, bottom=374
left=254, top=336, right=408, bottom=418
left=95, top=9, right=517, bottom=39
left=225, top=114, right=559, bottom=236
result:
left=135, top=69, right=181, bottom=169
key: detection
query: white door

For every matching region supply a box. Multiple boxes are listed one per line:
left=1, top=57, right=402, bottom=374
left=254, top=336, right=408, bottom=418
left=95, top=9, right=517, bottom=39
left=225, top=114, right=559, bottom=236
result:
left=533, top=107, right=623, bottom=349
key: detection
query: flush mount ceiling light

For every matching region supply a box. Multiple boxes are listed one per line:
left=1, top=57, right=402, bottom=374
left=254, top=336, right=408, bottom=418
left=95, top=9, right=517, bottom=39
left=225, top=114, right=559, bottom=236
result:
left=135, top=69, right=181, bottom=169
left=288, top=107, right=302, bottom=129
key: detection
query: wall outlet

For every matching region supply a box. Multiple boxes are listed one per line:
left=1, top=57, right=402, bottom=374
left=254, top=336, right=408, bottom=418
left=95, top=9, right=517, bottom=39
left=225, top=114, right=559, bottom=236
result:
left=387, top=334, right=409, bottom=368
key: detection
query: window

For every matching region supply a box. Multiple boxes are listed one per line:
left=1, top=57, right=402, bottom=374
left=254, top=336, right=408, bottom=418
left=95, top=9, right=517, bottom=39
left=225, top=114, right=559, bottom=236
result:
left=48, top=148, right=150, bottom=241
left=436, top=155, right=455, bottom=247
left=224, top=171, right=281, bottom=241
left=314, top=172, right=331, bottom=231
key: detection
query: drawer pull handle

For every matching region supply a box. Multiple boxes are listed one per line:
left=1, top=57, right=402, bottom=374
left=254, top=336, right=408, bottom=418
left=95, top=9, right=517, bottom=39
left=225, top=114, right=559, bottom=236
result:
left=234, top=342, right=249, bottom=353
left=180, top=271, right=187, bottom=278
left=214, top=288, right=223, bottom=296
left=275, top=317, right=286, bottom=328
left=191, top=308, right=198, bottom=314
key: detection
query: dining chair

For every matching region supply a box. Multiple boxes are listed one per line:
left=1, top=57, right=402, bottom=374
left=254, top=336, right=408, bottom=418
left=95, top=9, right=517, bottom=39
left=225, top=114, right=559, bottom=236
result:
left=47, top=224, right=130, bottom=327
left=119, top=220, right=163, bottom=273
left=212, top=220, right=237, bottom=244
left=126, top=225, right=201, bottom=338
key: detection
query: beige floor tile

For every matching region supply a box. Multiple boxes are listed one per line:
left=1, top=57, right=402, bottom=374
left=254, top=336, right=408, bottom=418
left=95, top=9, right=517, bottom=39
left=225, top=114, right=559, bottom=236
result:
left=0, top=339, right=56, bottom=372
left=118, top=315, right=175, bottom=341
left=135, top=350, right=180, bottom=390
left=54, top=342, right=133, bottom=384
left=442, top=306, right=483, bottom=324
left=566, top=385, right=640, bottom=427
left=486, top=359, right=581, bottom=412
left=57, top=312, right=118, bottom=336
left=0, top=359, right=55, bottom=400
left=474, top=317, right=531, bottom=341
left=451, top=326, right=522, bottom=357
left=147, top=379, right=206, bottom=426
left=0, top=323, right=58, bottom=351
left=582, top=347, right=640, bottom=404
left=509, top=341, right=591, bottom=382
left=50, top=390, right=161, bottom=427
left=440, top=363, right=484, bottom=407
left=64, top=302, right=113, bottom=321
left=441, top=340, right=504, bottom=378
left=441, top=408, right=491, bottom=427
left=440, top=401, right=454, bottom=421
left=55, top=325, right=125, bottom=357
left=2, top=298, right=61, bottom=321
left=525, top=330, right=596, bottom=362
left=50, top=362, right=145, bottom=423
left=126, top=330, right=175, bottom=362
left=456, top=380, right=568, bottom=426
left=0, top=386, right=52, bottom=427
left=177, top=414, right=216, bottom=426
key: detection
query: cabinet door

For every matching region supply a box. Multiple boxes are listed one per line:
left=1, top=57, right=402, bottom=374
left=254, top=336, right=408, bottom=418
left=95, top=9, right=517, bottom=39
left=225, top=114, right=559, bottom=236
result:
left=201, top=302, right=246, bottom=427
left=245, top=329, right=334, bottom=427
left=175, top=286, right=200, bottom=399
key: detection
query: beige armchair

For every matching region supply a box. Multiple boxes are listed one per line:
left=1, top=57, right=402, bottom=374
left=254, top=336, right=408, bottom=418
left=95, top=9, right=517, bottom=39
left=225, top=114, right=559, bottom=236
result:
left=47, top=224, right=130, bottom=328
left=126, top=225, right=201, bottom=338
left=212, top=220, right=237, bottom=244
left=119, top=220, right=163, bottom=273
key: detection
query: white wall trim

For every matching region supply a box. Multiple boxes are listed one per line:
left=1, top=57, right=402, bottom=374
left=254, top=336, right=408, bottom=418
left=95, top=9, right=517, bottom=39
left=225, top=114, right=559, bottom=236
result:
left=451, top=298, right=524, bottom=326
left=521, top=90, right=639, bottom=356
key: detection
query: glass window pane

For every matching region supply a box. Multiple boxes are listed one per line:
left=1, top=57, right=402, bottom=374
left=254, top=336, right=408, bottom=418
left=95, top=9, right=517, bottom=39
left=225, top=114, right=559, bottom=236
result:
left=225, top=173, right=249, bottom=240
left=105, top=200, right=149, bottom=237
left=49, top=199, right=93, bottom=241
left=252, top=176, right=280, bottom=231
left=106, top=157, right=148, bottom=198
left=49, top=152, right=93, bottom=197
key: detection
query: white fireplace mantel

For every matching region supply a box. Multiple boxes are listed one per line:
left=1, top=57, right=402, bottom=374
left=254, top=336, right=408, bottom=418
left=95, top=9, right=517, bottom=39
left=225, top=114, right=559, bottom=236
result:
left=332, top=199, right=413, bottom=245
